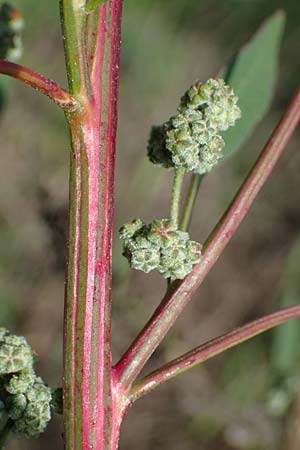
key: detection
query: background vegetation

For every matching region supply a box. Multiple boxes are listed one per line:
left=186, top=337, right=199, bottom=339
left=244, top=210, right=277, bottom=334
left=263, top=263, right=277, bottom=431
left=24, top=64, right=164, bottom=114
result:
left=0, top=1, right=300, bottom=449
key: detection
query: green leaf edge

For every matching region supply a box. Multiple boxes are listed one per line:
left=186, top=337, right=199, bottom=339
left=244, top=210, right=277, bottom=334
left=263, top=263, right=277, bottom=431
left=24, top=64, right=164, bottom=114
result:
left=223, top=10, right=286, bottom=159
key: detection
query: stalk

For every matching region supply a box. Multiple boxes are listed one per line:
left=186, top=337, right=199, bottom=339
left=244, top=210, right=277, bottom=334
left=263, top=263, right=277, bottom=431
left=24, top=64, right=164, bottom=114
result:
left=170, top=167, right=185, bottom=227
left=60, top=1, right=124, bottom=450
left=0, top=60, right=76, bottom=109
left=180, top=173, right=203, bottom=231
left=130, top=305, right=300, bottom=401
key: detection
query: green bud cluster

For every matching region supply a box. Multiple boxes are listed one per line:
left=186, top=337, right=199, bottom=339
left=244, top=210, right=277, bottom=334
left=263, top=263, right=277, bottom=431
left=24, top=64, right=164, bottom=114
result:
left=0, top=328, right=53, bottom=438
left=5, top=372, right=52, bottom=437
left=120, top=219, right=202, bottom=280
left=148, top=78, right=241, bottom=174
left=0, top=3, right=23, bottom=61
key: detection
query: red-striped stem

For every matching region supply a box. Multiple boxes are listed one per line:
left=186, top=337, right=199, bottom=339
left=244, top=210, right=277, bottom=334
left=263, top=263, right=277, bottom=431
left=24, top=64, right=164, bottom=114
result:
left=115, top=88, right=300, bottom=393
left=0, top=60, right=76, bottom=109
left=61, top=1, right=124, bottom=450
left=130, top=305, right=300, bottom=401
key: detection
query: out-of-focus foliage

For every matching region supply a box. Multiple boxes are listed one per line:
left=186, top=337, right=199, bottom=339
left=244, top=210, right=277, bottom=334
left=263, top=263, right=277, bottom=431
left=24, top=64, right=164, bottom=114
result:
left=224, top=11, right=285, bottom=158
left=0, top=2, right=23, bottom=109
left=0, top=3, right=23, bottom=61
left=267, top=239, right=300, bottom=417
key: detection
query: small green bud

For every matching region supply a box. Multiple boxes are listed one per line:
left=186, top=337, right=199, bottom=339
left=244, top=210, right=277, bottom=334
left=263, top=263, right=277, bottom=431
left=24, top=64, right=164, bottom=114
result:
left=119, top=218, right=145, bottom=243
left=196, top=134, right=225, bottom=174
left=0, top=330, right=33, bottom=375
left=170, top=143, right=200, bottom=172
left=182, top=80, right=213, bottom=109
left=130, top=246, right=160, bottom=273
left=158, top=246, right=191, bottom=280
left=11, top=376, right=52, bottom=438
left=120, top=220, right=160, bottom=273
left=148, top=220, right=186, bottom=249
left=5, top=370, right=36, bottom=395
left=158, top=236, right=202, bottom=280
left=186, top=240, right=203, bottom=264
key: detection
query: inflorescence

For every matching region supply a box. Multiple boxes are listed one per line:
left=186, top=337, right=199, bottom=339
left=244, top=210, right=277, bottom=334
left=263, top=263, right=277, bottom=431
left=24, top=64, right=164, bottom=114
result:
left=120, top=78, right=240, bottom=280
left=120, top=219, right=202, bottom=280
left=0, top=328, right=55, bottom=438
left=148, top=78, right=241, bottom=174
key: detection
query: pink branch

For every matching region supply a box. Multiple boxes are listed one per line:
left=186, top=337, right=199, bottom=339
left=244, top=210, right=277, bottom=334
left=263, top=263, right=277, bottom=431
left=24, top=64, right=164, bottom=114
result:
left=130, top=305, right=300, bottom=401
left=0, top=60, right=76, bottom=109
left=115, top=88, right=300, bottom=392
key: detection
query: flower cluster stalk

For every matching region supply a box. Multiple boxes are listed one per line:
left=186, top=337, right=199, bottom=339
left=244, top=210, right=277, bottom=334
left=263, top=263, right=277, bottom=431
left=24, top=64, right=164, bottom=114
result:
left=180, top=173, right=203, bottom=231
left=170, top=168, right=185, bottom=227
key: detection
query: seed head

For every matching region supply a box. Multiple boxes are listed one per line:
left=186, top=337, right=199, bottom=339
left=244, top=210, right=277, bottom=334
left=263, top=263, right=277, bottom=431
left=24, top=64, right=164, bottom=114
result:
left=148, top=78, right=241, bottom=174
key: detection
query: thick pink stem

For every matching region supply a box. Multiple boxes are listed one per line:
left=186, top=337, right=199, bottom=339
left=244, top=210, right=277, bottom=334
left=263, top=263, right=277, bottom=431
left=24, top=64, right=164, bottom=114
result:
left=63, top=2, right=124, bottom=450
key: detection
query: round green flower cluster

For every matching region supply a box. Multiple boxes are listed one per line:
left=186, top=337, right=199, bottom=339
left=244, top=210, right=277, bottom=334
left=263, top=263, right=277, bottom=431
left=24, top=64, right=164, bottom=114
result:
left=120, top=219, right=202, bottom=280
left=5, top=371, right=52, bottom=437
left=148, top=78, right=241, bottom=174
left=0, top=328, right=53, bottom=438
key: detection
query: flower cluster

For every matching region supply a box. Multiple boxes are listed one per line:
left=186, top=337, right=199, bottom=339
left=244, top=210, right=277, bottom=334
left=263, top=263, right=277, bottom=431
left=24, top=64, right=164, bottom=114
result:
left=148, top=78, right=241, bottom=174
left=0, top=3, right=23, bottom=61
left=0, top=328, right=53, bottom=438
left=120, top=219, right=202, bottom=280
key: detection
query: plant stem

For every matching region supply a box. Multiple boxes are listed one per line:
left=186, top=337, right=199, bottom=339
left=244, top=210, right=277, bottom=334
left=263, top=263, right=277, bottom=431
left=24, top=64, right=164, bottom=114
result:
left=170, top=167, right=185, bottom=227
left=60, top=0, right=91, bottom=97
left=130, top=305, right=300, bottom=401
left=0, top=60, right=76, bottom=109
left=61, top=2, right=124, bottom=450
left=115, top=88, right=300, bottom=393
left=180, top=173, right=203, bottom=231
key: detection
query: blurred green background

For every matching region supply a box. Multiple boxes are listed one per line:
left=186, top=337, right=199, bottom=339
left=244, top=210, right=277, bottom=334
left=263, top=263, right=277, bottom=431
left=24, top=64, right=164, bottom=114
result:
left=0, top=1, right=300, bottom=449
